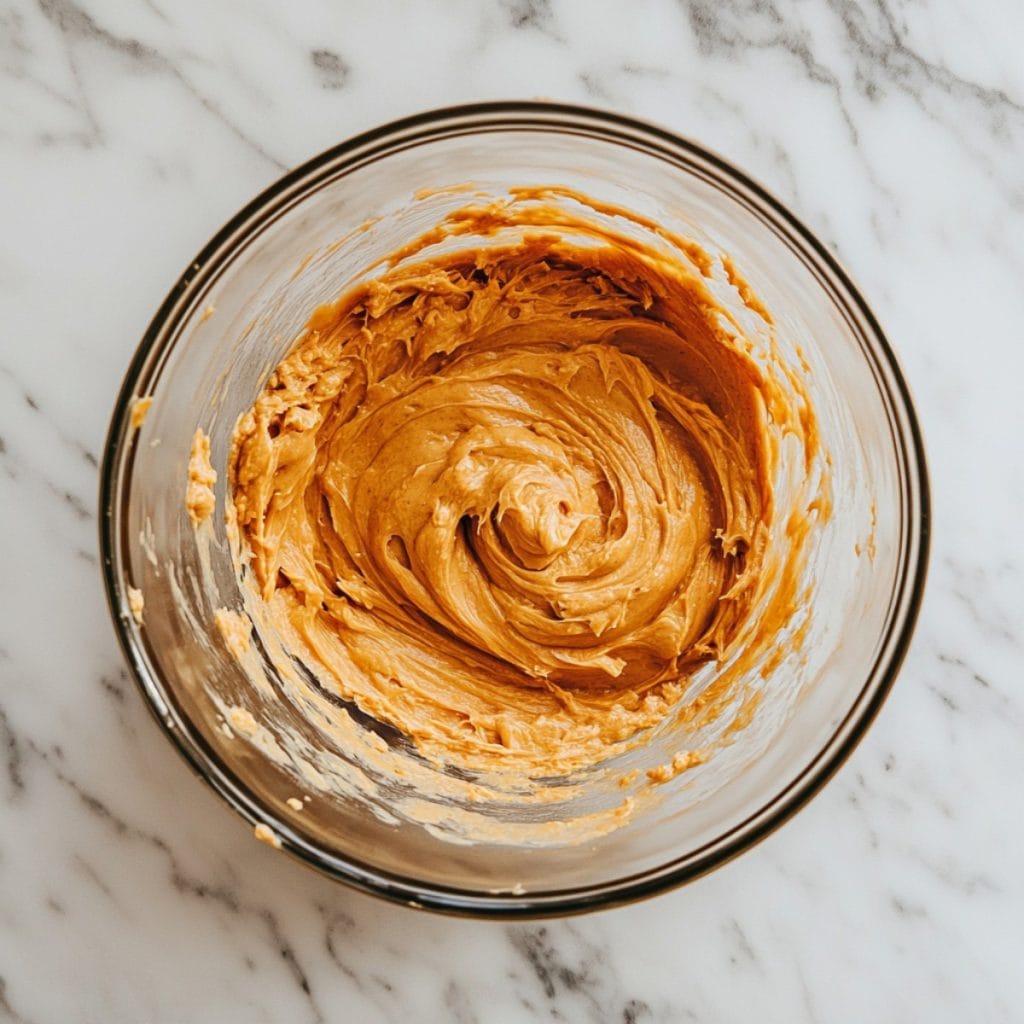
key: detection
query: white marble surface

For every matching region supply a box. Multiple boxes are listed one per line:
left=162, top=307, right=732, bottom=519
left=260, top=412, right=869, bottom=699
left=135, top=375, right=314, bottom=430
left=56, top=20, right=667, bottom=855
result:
left=1, top=0, right=1022, bottom=1019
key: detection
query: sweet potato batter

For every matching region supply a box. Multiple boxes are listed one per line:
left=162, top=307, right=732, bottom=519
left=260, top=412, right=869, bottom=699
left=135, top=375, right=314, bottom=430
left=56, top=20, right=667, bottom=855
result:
left=225, top=190, right=819, bottom=782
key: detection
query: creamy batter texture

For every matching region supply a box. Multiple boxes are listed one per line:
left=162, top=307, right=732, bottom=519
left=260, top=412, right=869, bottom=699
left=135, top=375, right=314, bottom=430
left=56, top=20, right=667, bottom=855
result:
left=223, top=189, right=824, bottom=788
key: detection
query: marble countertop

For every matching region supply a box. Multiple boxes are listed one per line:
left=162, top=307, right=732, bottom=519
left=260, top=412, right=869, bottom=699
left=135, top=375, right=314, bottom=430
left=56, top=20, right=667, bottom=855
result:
left=2, top=0, right=1022, bottom=1020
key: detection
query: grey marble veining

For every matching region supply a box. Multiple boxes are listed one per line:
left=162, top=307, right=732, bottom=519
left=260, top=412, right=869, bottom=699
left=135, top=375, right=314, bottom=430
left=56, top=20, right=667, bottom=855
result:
left=1, top=0, right=1022, bottom=1020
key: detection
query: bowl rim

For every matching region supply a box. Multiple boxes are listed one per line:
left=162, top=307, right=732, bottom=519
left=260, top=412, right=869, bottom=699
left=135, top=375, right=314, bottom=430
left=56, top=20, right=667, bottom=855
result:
left=99, top=100, right=931, bottom=917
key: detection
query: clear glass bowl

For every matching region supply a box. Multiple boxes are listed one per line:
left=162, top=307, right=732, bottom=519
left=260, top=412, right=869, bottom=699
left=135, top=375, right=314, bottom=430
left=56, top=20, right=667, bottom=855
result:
left=100, top=102, right=929, bottom=916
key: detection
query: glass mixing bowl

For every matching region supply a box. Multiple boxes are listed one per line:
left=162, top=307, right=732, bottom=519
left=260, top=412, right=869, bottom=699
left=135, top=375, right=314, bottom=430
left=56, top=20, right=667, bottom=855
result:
left=100, top=102, right=929, bottom=916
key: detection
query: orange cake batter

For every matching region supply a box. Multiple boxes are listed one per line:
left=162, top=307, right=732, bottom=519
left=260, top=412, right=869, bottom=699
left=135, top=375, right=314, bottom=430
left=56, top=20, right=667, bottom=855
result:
left=220, top=189, right=824, bottom=784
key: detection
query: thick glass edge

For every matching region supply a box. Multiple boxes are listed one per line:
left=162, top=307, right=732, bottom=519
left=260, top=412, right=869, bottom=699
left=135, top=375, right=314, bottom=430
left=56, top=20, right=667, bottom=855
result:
left=98, top=101, right=931, bottom=918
